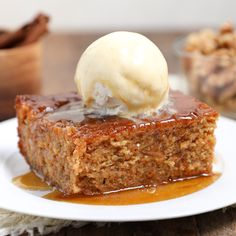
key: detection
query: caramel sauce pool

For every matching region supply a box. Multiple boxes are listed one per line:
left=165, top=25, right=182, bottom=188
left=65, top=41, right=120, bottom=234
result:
left=13, top=172, right=220, bottom=205
left=13, top=172, right=51, bottom=191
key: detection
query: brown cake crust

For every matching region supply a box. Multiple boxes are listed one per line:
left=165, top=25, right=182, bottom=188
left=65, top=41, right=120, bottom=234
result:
left=15, top=91, right=218, bottom=195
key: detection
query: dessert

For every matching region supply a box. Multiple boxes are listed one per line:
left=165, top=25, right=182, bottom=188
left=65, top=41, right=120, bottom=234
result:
left=16, top=90, right=218, bottom=195
left=182, top=22, right=236, bottom=117
left=75, top=31, right=169, bottom=115
left=16, top=32, right=218, bottom=196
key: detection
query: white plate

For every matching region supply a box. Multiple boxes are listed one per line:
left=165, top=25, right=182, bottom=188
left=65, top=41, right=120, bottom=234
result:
left=0, top=117, right=236, bottom=222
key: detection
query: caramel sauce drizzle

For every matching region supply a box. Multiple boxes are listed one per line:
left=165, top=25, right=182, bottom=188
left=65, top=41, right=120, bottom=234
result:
left=13, top=171, right=220, bottom=205
left=13, top=172, right=51, bottom=191
left=45, top=91, right=217, bottom=124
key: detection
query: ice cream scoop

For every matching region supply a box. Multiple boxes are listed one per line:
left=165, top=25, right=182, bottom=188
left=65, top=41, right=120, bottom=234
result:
left=74, top=31, right=169, bottom=115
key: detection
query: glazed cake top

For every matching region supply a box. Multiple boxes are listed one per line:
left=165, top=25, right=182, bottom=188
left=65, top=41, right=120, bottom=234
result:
left=16, top=90, right=218, bottom=140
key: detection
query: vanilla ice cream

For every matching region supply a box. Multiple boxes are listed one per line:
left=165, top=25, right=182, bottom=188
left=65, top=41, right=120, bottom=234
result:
left=74, top=31, right=169, bottom=115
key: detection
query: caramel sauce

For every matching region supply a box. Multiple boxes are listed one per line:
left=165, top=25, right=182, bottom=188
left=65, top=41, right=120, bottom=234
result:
left=12, top=172, right=51, bottom=191
left=44, top=90, right=217, bottom=124
left=19, top=91, right=218, bottom=145
left=13, top=171, right=220, bottom=205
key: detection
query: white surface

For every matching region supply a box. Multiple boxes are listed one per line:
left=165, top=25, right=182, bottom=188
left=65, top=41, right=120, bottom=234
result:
left=0, top=0, right=235, bottom=32
left=0, top=117, right=236, bottom=222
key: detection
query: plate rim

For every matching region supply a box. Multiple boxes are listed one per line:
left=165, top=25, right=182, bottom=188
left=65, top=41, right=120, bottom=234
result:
left=0, top=116, right=236, bottom=222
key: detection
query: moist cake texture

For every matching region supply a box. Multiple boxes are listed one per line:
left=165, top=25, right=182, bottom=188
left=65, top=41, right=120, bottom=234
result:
left=15, top=91, right=218, bottom=195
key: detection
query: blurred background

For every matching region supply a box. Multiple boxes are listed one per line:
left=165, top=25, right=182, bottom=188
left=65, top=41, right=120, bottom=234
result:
left=1, top=0, right=235, bottom=32
left=0, top=0, right=236, bottom=120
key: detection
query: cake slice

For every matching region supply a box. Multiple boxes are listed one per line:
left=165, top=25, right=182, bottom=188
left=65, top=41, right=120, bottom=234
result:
left=15, top=90, right=218, bottom=195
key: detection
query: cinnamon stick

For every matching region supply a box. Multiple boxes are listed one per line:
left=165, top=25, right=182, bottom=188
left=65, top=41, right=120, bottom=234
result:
left=0, top=13, right=49, bottom=49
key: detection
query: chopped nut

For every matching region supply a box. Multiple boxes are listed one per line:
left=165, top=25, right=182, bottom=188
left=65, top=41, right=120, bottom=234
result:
left=219, top=21, right=234, bottom=34
left=183, top=22, right=236, bottom=117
